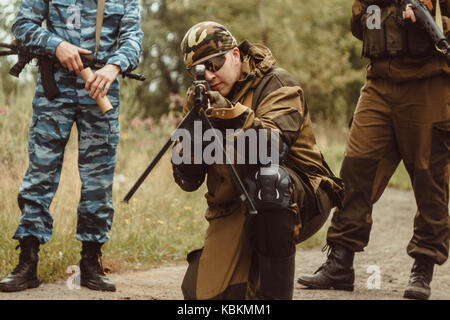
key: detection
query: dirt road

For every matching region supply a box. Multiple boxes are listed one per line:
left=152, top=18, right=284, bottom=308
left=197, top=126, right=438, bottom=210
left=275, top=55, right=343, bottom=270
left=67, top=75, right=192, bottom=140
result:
left=0, top=188, right=448, bottom=300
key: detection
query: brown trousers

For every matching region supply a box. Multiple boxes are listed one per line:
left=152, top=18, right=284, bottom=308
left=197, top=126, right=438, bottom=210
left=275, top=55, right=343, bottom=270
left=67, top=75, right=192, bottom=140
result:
left=327, top=74, right=450, bottom=265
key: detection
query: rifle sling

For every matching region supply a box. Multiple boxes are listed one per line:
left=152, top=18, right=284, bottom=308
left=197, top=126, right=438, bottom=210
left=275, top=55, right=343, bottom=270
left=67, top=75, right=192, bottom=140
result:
left=95, top=0, right=106, bottom=56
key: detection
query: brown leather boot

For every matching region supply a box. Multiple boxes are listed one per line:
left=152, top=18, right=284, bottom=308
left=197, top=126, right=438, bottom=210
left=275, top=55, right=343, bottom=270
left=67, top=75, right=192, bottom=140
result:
left=404, top=257, right=434, bottom=300
left=297, top=244, right=355, bottom=291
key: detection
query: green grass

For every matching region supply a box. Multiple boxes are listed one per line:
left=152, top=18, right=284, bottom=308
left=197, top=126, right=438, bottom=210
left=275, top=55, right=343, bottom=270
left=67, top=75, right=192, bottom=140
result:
left=0, top=91, right=412, bottom=282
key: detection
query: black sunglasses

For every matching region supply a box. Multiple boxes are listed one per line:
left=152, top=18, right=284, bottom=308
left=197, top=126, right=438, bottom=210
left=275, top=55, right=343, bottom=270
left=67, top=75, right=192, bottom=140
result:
left=187, top=51, right=228, bottom=77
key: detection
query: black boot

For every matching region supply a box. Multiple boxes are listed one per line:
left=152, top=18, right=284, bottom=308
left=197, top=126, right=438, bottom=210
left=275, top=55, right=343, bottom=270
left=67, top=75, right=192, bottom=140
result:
left=297, top=244, right=355, bottom=291
left=404, top=257, right=434, bottom=300
left=0, top=236, right=40, bottom=292
left=256, top=253, right=295, bottom=300
left=79, top=242, right=116, bottom=292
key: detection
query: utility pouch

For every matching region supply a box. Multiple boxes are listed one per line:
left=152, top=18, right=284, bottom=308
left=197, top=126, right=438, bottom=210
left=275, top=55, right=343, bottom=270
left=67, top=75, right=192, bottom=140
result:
left=38, top=57, right=60, bottom=100
left=385, top=9, right=407, bottom=56
left=362, top=5, right=407, bottom=59
left=405, top=21, right=434, bottom=56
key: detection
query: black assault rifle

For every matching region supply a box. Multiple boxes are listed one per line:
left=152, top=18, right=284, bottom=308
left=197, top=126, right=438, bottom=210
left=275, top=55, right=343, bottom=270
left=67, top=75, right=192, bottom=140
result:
left=122, top=65, right=258, bottom=215
left=402, top=0, right=450, bottom=65
left=0, top=41, right=146, bottom=100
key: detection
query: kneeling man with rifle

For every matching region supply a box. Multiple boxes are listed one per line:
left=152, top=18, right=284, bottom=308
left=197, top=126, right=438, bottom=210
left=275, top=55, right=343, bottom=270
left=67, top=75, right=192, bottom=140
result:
left=173, top=21, right=344, bottom=300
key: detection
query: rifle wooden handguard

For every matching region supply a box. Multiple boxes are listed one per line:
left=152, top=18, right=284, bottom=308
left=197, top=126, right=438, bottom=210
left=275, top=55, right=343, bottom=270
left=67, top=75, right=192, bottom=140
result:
left=80, top=67, right=114, bottom=114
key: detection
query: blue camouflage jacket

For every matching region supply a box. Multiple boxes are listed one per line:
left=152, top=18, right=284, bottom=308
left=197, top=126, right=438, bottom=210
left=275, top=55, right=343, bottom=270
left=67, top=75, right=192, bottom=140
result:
left=12, top=0, right=143, bottom=106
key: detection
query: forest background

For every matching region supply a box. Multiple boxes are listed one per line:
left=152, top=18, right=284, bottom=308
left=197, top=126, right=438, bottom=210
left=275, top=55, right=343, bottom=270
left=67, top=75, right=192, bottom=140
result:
left=0, top=0, right=410, bottom=282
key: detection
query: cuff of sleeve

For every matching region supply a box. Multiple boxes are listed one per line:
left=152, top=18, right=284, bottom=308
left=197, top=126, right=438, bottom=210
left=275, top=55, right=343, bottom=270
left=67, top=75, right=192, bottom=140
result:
left=205, top=102, right=249, bottom=120
left=106, top=53, right=130, bottom=72
left=46, top=35, right=65, bottom=55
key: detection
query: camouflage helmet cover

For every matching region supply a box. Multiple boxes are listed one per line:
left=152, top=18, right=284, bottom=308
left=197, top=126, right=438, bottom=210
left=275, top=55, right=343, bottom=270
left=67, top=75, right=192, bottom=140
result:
left=181, top=21, right=238, bottom=68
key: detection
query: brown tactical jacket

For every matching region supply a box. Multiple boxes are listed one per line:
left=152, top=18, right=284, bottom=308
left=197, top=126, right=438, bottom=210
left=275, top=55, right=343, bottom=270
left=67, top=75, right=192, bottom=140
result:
left=352, top=0, right=450, bottom=81
left=186, top=41, right=343, bottom=219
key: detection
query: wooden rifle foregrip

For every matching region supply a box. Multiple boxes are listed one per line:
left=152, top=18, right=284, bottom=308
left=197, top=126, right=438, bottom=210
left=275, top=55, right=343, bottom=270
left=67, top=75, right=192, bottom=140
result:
left=80, top=67, right=113, bottom=114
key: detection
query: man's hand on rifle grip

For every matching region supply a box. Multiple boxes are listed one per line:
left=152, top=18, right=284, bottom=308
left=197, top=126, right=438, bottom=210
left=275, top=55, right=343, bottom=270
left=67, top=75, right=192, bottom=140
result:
left=55, top=41, right=91, bottom=75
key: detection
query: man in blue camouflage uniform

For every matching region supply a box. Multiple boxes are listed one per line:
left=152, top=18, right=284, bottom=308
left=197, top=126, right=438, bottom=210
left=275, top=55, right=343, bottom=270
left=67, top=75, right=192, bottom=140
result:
left=0, top=0, right=143, bottom=292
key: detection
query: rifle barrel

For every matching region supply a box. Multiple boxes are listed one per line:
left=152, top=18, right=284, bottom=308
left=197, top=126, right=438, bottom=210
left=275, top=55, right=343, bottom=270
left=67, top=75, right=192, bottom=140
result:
left=122, top=138, right=174, bottom=203
left=0, top=51, right=15, bottom=56
left=0, top=43, right=17, bottom=50
left=122, top=106, right=199, bottom=202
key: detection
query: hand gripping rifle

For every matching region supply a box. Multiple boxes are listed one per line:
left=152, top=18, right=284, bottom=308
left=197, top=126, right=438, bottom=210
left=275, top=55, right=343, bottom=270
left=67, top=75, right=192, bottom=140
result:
left=402, top=0, right=450, bottom=65
left=0, top=41, right=146, bottom=101
left=122, top=65, right=258, bottom=215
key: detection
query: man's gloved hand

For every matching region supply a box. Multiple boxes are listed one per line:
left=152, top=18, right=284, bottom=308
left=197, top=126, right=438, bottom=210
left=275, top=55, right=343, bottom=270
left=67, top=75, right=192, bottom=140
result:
left=172, top=162, right=207, bottom=192
left=184, top=85, right=196, bottom=111
left=207, top=91, right=232, bottom=109
left=171, top=138, right=207, bottom=192
left=172, top=146, right=207, bottom=192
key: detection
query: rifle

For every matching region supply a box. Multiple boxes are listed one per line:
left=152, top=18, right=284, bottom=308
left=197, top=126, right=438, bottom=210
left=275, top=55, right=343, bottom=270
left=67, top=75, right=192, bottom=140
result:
left=402, top=0, right=450, bottom=65
left=0, top=41, right=146, bottom=101
left=122, top=65, right=258, bottom=215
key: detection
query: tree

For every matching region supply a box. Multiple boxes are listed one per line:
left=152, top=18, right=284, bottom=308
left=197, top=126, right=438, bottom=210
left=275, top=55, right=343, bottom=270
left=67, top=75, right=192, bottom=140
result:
left=1, top=0, right=367, bottom=121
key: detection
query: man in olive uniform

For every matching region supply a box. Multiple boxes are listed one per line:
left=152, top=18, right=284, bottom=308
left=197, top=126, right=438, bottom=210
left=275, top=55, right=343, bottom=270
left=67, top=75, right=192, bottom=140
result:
left=297, top=0, right=449, bottom=300
left=0, top=0, right=143, bottom=293
left=172, top=21, right=344, bottom=300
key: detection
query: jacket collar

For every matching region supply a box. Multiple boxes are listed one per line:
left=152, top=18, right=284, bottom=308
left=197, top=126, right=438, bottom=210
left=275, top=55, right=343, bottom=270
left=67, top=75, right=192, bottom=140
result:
left=227, top=40, right=276, bottom=104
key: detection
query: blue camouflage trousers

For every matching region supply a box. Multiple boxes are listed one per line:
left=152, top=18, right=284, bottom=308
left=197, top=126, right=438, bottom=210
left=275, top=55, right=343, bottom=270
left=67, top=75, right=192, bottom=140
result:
left=13, top=101, right=120, bottom=244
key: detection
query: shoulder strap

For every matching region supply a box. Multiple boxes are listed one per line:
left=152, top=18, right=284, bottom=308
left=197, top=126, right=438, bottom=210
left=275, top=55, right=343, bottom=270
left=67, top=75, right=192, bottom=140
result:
left=95, top=0, right=106, bottom=56
left=436, top=0, right=444, bottom=33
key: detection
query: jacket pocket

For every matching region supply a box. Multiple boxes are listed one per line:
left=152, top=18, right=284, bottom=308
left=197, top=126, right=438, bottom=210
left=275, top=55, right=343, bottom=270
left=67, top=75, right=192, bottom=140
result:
left=104, top=1, right=125, bottom=25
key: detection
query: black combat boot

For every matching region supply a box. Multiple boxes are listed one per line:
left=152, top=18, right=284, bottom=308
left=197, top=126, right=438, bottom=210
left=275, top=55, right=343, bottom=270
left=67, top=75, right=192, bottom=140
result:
left=403, top=257, right=434, bottom=300
left=0, top=236, right=40, bottom=292
left=80, top=241, right=116, bottom=292
left=297, top=244, right=355, bottom=291
left=256, top=253, right=296, bottom=300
